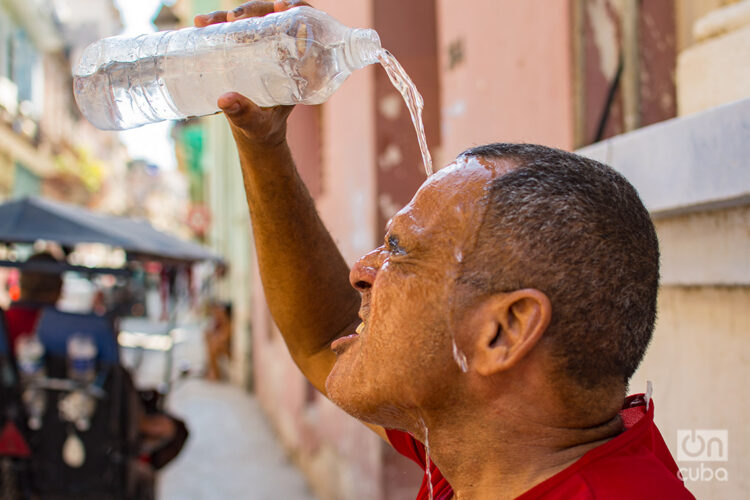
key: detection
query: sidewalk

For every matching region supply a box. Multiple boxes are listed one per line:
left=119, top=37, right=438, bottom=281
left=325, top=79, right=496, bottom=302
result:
left=158, top=378, right=317, bottom=500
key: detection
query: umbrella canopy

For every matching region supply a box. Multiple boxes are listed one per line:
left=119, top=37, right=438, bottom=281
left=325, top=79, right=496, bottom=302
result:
left=0, top=196, right=219, bottom=263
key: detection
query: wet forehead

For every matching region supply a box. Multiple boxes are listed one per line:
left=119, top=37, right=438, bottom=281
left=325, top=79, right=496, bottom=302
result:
left=389, top=156, right=513, bottom=234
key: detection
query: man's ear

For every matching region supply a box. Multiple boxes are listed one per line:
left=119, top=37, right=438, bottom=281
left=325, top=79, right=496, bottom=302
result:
left=471, top=289, right=551, bottom=377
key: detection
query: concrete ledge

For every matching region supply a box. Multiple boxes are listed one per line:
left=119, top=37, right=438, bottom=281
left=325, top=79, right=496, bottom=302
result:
left=577, top=97, right=750, bottom=218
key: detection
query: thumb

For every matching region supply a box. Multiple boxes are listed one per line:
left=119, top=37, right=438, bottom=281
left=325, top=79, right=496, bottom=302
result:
left=217, top=92, right=260, bottom=128
left=217, top=92, right=294, bottom=147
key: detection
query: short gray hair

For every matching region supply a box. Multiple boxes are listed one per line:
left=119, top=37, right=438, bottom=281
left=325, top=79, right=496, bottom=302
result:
left=457, top=143, right=660, bottom=388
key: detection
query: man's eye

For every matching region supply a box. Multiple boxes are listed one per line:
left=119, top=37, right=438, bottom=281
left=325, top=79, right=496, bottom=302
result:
left=387, top=235, right=406, bottom=256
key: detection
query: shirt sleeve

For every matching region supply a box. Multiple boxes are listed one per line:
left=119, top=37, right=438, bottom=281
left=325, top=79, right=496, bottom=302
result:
left=385, top=428, right=427, bottom=469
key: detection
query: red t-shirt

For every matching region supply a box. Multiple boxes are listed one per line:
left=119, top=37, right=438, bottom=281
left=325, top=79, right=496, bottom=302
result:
left=385, top=395, right=695, bottom=499
left=4, top=304, right=43, bottom=354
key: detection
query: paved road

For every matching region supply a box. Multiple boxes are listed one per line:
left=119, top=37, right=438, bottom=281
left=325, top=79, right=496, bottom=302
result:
left=158, top=378, right=317, bottom=500
left=121, top=318, right=316, bottom=500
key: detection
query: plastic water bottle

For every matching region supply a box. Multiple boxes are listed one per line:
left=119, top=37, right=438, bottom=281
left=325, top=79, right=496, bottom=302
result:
left=16, top=335, right=47, bottom=430
left=67, top=333, right=98, bottom=385
left=73, top=6, right=382, bottom=130
left=16, top=335, right=45, bottom=378
left=63, top=334, right=98, bottom=432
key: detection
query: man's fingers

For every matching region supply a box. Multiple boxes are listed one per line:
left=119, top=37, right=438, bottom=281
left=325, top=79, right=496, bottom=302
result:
left=195, top=1, right=312, bottom=26
left=228, top=0, right=311, bottom=20
left=193, top=11, right=228, bottom=27
left=274, top=0, right=312, bottom=12
left=227, top=1, right=276, bottom=21
left=197, top=1, right=312, bottom=25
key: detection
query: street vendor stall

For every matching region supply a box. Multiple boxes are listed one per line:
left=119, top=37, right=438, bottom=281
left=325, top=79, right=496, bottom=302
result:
left=0, top=196, right=221, bottom=499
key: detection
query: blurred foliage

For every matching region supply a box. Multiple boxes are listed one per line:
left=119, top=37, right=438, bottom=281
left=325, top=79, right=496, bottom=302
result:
left=54, top=147, right=105, bottom=192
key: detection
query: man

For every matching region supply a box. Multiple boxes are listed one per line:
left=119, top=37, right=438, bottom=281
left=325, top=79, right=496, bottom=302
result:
left=204, top=301, right=232, bottom=380
left=5, top=252, right=63, bottom=352
left=196, top=2, right=694, bottom=498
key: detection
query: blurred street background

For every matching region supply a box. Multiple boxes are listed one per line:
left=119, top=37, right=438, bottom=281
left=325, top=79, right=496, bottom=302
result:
left=0, top=0, right=748, bottom=498
left=122, top=324, right=315, bottom=500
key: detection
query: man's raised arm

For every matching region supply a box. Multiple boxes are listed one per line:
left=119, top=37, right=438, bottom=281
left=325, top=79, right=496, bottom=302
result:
left=195, top=1, right=361, bottom=396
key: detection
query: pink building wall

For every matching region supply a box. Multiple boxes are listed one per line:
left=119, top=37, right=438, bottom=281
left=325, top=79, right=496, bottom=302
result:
left=437, top=0, right=575, bottom=158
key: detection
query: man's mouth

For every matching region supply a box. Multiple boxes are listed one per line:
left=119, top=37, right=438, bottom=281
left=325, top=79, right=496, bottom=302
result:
left=331, top=332, right=360, bottom=354
left=330, top=320, right=365, bottom=354
left=358, top=298, right=370, bottom=324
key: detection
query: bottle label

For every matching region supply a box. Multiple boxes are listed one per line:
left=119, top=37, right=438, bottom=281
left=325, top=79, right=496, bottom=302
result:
left=19, top=359, right=41, bottom=375
left=70, top=357, right=96, bottom=375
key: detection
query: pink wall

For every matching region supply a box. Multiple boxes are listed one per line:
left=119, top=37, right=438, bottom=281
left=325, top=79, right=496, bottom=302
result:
left=436, top=0, right=575, bottom=159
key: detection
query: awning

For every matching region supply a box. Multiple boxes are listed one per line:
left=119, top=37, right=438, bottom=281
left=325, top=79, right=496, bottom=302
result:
left=0, top=196, right=220, bottom=263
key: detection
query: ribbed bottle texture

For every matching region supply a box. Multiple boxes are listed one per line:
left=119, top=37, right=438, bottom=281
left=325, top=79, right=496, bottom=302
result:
left=73, top=7, right=381, bottom=130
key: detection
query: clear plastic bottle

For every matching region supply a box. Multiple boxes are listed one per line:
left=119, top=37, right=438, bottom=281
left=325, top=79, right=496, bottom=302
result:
left=16, top=334, right=47, bottom=430
left=67, top=333, right=98, bottom=385
left=73, top=6, right=382, bottom=130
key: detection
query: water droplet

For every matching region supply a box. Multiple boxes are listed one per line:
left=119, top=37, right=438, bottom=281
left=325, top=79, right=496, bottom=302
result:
left=452, top=338, right=468, bottom=373
left=419, top=418, right=434, bottom=500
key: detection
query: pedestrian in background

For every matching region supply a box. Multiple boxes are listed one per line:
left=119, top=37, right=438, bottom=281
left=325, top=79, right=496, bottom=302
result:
left=205, top=301, right=232, bottom=380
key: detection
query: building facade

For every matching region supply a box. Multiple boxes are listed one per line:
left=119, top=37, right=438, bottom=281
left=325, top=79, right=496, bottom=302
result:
left=0, top=0, right=132, bottom=209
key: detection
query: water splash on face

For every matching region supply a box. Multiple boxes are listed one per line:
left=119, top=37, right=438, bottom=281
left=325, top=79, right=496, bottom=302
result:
left=454, top=248, right=463, bottom=263
left=452, top=338, right=468, bottom=373
left=419, top=418, right=434, bottom=500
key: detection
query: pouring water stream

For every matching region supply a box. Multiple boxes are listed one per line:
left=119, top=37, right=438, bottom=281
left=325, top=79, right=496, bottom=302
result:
left=376, top=50, right=433, bottom=177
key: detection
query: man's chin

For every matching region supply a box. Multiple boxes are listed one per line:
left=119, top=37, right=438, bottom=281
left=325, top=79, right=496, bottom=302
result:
left=326, top=383, right=366, bottom=421
left=325, top=365, right=378, bottom=421
left=324, top=363, right=352, bottom=408
left=325, top=368, right=410, bottom=428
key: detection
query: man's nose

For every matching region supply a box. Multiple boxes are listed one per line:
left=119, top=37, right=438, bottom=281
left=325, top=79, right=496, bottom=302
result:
left=349, top=248, right=382, bottom=291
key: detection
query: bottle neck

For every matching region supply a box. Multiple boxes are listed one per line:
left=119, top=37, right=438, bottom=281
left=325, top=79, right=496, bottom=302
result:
left=345, top=28, right=382, bottom=69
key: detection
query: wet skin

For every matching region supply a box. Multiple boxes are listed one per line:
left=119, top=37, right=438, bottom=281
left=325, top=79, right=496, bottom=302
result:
left=326, top=157, right=515, bottom=431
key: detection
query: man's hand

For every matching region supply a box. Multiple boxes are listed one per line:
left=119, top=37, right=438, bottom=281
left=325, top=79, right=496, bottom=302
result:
left=193, top=1, right=311, bottom=149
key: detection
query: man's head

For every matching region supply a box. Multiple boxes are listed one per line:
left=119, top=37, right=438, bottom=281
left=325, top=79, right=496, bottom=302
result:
left=20, top=252, right=64, bottom=305
left=326, top=143, right=659, bottom=429
left=326, top=155, right=510, bottom=424
left=456, top=144, right=660, bottom=391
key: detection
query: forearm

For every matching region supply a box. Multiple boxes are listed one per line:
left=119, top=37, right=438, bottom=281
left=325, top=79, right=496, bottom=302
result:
left=235, top=136, right=361, bottom=358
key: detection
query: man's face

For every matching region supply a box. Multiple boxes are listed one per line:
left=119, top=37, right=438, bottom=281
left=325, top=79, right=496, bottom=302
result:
left=325, top=156, right=512, bottom=427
